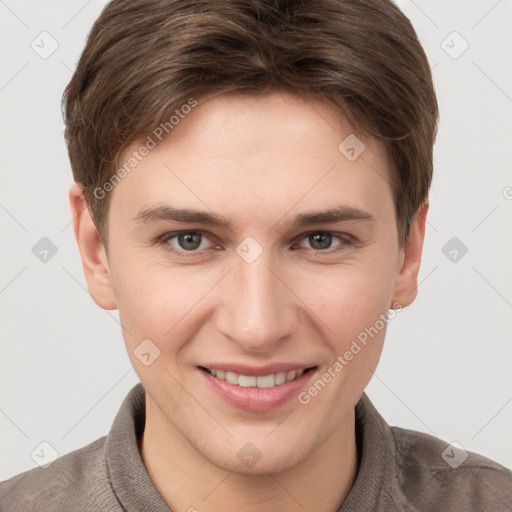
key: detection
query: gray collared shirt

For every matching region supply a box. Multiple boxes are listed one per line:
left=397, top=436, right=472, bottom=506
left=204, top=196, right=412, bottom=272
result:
left=1, top=383, right=511, bottom=511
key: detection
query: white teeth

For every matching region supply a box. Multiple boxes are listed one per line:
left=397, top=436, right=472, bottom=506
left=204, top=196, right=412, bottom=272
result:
left=225, top=371, right=239, bottom=385
left=286, top=370, right=297, bottom=382
left=275, top=372, right=286, bottom=385
left=256, top=374, right=275, bottom=388
left=238, top=375, right=257, bottom=387
left=206, top=367, right=307, bottom=388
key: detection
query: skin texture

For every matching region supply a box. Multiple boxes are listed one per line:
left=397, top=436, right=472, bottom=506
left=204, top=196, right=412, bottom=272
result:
left=69, top=91, right=427, bottom=511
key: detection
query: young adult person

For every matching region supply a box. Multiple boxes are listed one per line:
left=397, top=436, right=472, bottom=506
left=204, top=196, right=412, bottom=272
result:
left=1, top=0, right=511, bottom=510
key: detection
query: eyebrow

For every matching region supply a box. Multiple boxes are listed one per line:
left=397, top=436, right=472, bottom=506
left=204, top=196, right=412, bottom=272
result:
left=132, top=204, right=375, bottom=230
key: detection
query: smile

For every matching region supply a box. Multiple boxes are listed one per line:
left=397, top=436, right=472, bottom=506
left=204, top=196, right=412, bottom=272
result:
left=203, top=367, right=309, bottom=388
left=198, top=364, right=318, bottom=412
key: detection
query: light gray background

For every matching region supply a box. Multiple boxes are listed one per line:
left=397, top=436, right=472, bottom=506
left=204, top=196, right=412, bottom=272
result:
left=1, top=0, right=511, bottom=480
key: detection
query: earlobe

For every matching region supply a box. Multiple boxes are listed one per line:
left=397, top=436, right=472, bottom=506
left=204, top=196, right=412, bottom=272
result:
left=68, top=182, right=117, bottom=310
left=390, top=202, right=429, bottom=309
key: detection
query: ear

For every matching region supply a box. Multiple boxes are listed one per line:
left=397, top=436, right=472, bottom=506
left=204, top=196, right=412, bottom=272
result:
left=68, top=182, right=117, bottom=310
left=391, top=202, right=428, bottom=308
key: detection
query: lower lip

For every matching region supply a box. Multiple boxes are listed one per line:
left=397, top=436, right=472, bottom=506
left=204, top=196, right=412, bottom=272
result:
left=199, top=368, right=316, bottom=412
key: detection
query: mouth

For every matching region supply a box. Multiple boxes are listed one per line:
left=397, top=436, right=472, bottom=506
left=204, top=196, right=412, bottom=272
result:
left=198, top=365, right=318, bottom=412
left=199, top=366, right=316, bottom=388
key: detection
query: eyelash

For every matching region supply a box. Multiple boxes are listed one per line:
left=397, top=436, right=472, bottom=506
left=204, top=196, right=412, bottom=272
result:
left=155, top=230, right=354, bottom=258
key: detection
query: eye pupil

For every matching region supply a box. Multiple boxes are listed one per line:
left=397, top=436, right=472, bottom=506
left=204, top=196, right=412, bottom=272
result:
left=310, top=233, right=332, bottom=250
left=163, top=230, right=346, bottom=255
left=179, top=232, right=202, bottom=250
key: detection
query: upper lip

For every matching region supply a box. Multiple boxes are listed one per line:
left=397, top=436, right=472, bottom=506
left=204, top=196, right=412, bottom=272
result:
left=199, top=363, right=317, bottom=376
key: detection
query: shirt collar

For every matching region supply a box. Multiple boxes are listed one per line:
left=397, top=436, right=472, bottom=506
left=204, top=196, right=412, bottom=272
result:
left=105, top=383, right=170, bottom=511
left=105, top=383, right=404, bottom=512
left=338, top=392, right=405, bottom=511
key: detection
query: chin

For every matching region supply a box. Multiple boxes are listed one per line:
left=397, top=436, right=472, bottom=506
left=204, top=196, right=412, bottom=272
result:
left=196, top=434, right=313, bottom=476
left=215, top=449, right=306, bottom=476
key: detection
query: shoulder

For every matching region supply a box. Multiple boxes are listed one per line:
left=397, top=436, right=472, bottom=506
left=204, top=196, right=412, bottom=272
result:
left=0, top=436, right=122, bottom=512
left=391, top=426, right=512, bottom=510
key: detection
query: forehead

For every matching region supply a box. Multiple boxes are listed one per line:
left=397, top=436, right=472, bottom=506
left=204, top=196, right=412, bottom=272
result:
left=108, top=91, right=394, bottom=229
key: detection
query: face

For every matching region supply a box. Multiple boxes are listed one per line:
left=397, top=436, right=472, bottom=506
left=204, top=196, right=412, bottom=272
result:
left=71, top=91, right=425, bottom=475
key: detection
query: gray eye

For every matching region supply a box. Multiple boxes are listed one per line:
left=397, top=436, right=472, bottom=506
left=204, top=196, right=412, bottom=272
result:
left=164, top=231, right=212, bottom=252
left=309, top=233, right=332, bottom=250
left=177, top=232, right=203, bottom=250
left=299, top=233, right=342, bottom=251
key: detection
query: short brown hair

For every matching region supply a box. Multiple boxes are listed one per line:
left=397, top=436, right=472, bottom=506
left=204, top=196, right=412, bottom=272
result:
left=63, top=0, right=438, bottom=250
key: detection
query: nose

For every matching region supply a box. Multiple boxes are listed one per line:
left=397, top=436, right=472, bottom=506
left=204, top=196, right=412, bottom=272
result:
left=216, top=246, right=298, bottom=353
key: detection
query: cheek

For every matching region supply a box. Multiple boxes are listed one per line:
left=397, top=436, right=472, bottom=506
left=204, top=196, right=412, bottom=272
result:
left=112, top=269, right=192, bottom=391
left=112, top=260, right=217, bottom=359
left=295, top=253, right=397, bottom=345
left=294, top=260, right=397, bottom=416
left=111, top=237, right=398, bottom=361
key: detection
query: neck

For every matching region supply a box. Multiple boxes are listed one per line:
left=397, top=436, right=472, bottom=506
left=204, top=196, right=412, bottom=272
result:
left=140, top=396, right=358, bottom=512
